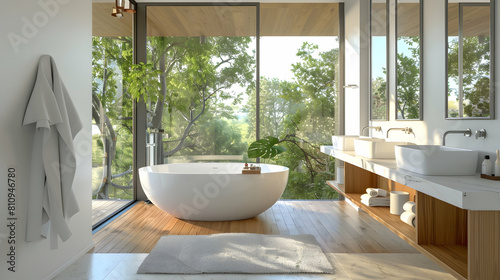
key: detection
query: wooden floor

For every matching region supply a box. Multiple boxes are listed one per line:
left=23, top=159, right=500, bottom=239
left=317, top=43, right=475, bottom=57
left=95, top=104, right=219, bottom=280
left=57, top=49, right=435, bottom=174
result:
left=92, top=200, right=133, bottom=226
left=91, top=200, right=417, bottom=254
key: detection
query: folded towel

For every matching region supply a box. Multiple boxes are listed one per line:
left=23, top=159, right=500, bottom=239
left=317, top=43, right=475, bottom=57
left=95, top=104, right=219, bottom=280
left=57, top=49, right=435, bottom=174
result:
left=361, top=200, right=391, bottom=207
left=361, top=194, right=390, bottom=207
left=400, top=211, right=416, bottom=227
left=403, top=201, right=416, bottom=213
left=361, top=194, right=390, bottom=201
left=366, top=188, right=388, bottom=197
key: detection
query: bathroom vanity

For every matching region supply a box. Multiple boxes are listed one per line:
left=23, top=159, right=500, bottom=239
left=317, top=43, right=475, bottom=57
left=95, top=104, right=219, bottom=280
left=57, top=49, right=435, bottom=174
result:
left=321, top=146, right=500, bottom=280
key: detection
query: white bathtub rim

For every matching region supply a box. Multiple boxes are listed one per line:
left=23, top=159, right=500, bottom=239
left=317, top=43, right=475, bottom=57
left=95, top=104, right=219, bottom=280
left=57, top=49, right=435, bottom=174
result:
left=139, top=162, right=289, bottom=175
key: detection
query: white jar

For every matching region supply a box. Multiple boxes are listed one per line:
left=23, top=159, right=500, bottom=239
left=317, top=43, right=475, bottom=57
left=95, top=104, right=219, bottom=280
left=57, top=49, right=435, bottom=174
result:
left=390, top=191, right=410, bottom=215
left=336, top=166, right=344, bottom=184
left=482, top=155, right=493, bottom=175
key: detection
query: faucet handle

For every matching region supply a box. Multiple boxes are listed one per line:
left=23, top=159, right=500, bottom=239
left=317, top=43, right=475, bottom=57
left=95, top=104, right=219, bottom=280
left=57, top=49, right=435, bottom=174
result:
left=475, top=129, right=487, bottom=139
left=464, top=128, right=472, bottom=137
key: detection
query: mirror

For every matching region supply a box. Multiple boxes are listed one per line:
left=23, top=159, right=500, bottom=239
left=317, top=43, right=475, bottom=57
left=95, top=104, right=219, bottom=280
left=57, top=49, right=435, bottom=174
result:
left=370, top=0, right=389, bottom=120
left=396, top=0, right=422, bottom=120
left=446, top=0, right=495, bottom=119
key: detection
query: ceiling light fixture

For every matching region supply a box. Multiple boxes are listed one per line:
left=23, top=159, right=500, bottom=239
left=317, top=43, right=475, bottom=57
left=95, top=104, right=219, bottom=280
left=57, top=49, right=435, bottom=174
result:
left=123, top=0, right=136, bottom=14
left=112, top=0, right=136, bottom=18
left=116, top=0, right=124, bottom=10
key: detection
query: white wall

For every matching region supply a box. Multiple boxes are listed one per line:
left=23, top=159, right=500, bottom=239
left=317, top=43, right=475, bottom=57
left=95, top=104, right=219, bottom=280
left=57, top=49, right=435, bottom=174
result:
left=369, top=0, right=500, bottom=167
left=0, top=0, right=93, bottom=279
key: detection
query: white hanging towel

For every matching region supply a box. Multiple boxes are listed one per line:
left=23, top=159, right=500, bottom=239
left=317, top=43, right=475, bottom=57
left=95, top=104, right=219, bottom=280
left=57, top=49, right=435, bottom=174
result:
left=23, top=55, right=83, bottom=249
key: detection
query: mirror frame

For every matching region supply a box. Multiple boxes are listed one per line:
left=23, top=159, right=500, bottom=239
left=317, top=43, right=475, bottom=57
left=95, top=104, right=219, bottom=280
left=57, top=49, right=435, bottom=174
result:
left=370, top=0, right=390, bottom=121
left=445, top=0, right=495, bottom=120
left=395, top=0, right=423, bottom=121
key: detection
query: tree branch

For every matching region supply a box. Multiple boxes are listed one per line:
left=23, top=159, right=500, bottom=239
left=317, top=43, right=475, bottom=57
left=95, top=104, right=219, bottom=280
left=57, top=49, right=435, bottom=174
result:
left=164, top=87, right=208, bottom=157
left=214, top=57, right=233, bottom=69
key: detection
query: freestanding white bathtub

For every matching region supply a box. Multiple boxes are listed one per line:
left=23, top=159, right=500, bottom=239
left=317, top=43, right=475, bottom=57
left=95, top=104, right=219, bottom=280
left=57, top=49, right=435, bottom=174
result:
left=138, top=163, right=289, bottom=221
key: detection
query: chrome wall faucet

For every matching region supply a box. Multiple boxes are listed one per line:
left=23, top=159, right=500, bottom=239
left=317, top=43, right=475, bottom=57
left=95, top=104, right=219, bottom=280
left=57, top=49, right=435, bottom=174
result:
left=442, top=128, right=472, bottom=146
left=386, top=127, right=414, bottom=138
left=362, top=126, right=382, bottom=137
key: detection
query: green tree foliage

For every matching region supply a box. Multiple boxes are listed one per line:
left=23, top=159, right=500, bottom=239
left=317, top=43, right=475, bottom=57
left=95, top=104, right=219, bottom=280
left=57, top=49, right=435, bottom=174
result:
left=246, top=42, right=338, bottom=199
left=448, top=36, right=490, bottom=117
left=128, top=62, right=161, bottom=102
left=145, top=36, right=255, bottom=158
left=396, top=37, right=420, bottom=120
left=292, top=43, right=337, bottom=143
left=371, top=76, right=387, bottom=120
left=92, top=36, right=134, bottom=199
left=246, top=77, right=304, bottom=139
left=396, top=53, right=420, bottom=119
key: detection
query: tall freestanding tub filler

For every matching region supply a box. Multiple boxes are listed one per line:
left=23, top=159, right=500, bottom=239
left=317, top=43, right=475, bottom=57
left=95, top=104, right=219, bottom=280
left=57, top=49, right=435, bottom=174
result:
left=138, top=163, right=289, bottom=221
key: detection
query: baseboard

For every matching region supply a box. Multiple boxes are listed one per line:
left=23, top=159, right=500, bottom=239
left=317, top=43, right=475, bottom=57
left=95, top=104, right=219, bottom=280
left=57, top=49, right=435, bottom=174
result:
left=44, top=242, right=95, bottom=280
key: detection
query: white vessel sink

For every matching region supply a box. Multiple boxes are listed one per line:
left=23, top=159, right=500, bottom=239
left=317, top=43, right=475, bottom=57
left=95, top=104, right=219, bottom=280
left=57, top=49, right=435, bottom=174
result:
left=395, top=145, right=478, bottom=176
left=331, top=135, right=360, bottom=151
left=354, top=138, right=413, bottom=159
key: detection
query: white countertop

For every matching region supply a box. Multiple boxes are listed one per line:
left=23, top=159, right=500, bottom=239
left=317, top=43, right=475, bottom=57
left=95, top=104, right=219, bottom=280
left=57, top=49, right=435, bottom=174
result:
left=321, top=146, right=500, bottom=210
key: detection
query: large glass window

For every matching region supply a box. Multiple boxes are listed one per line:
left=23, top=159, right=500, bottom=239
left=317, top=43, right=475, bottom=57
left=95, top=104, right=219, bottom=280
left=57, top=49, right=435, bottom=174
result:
left=91, top=3, right=135, bottom=227
left=137, top=3, right=342, bottom=200
left=257, top=3, right=340, bottom=199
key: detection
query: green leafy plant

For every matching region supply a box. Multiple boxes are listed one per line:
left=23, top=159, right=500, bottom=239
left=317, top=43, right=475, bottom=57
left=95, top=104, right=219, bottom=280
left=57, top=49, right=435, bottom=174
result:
left=247, top=136, right=286, bottom=159
left=247, top=134, right=337, bottom=199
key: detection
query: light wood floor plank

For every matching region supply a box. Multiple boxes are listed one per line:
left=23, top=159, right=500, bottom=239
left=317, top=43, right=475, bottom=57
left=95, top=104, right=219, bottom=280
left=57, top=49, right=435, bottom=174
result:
left=91, top=204, right=150, bottom=252
left=312, top=201, right=377, bottom=253
left=265, top=208, right=280, bottom=234
left=91, top=200, right=417, bottom=254
left=271, top=203, right=290, bottom=235
left=278, top=201, right=300, bottom=235
left=127, top=211, right=172, bottom=253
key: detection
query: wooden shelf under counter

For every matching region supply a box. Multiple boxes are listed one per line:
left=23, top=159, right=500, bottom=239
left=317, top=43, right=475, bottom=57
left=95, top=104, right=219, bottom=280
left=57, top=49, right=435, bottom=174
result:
left=327, top=181, right=416, bottom=245
left=322, top=146, right=500, bottom=280
left=329, top=163, right=469, bottom=280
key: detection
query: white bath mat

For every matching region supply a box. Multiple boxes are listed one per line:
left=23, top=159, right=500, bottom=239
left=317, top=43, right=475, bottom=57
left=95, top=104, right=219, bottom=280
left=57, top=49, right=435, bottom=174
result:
left=137, top=233, right=334, bottom=274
